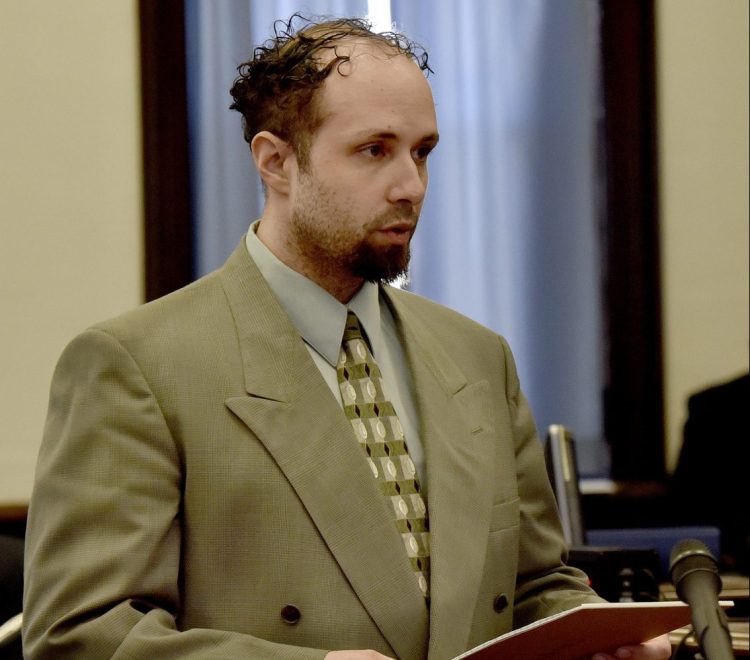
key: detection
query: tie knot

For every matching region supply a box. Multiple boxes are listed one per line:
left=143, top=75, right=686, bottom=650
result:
left=343, top=311, right=366, bottom=343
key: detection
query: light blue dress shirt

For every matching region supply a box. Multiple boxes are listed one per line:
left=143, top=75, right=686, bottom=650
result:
left=245, top=222, right=426, bottom=487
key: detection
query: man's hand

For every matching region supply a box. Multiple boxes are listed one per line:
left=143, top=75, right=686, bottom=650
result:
left=590, top=633, right=672, bottom=660
left=324, top=651, right=395, bottom=660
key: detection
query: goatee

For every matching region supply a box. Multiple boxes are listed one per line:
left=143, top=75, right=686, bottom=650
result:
left=346, top=241, right=411, bottom=284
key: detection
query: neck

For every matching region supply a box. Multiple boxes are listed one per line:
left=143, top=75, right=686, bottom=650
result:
left=256, top=215, right=364, bottom=304
left=309, top=270, right=364, bottom=304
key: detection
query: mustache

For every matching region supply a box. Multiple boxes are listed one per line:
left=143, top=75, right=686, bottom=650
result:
left=367, top=206, right=420, bottom=232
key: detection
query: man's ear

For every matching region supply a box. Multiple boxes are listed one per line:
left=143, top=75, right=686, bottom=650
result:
left=251, top=131, right=296, bottom=195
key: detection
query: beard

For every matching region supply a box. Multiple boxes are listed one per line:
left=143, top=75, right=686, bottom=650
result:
left=290, top=175, right=418, bottom=285
left=345, top=237, right=412, bottom=283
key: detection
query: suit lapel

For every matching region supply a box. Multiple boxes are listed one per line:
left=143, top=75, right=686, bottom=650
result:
left=384, top=290, right=497, bottom=660
left=219, top=244, right=428, bottom=660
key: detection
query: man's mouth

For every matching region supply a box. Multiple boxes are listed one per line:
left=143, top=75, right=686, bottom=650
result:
left=374, top=220, right=416, bottom=245
left=363, top=204, right=419, bottom=247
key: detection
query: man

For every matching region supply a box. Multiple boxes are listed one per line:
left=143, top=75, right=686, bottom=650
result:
left=23, top=16, right=670, bottom=660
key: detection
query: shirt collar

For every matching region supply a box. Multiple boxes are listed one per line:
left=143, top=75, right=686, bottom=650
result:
left=245, top=221, right=383, bottom=366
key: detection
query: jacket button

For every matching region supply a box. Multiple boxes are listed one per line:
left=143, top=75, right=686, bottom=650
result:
left=493, top=593, right=509, bottom=613
left=280, top=604, right=301, bottom=625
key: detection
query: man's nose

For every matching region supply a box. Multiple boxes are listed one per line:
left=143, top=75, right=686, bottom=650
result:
left=388, top=156, right=427, bottom=205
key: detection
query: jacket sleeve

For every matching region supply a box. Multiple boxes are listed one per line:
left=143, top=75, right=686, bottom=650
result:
left=497, top=336, right=604, bottom=629
left=23, top=328, right=328, bottom=660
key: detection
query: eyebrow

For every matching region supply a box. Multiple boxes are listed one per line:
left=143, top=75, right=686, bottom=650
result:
left=353, top=130, right=440, bottom=145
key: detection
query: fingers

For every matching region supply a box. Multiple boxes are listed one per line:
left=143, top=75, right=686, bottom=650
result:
left=591, top=633, right=672, bottom=660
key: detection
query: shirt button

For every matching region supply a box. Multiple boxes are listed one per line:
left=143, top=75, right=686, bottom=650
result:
left=493, top=593, right=509, bottom=613
left=280, top=604, right=301, bottom=624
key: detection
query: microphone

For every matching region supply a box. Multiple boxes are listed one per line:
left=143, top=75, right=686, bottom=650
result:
left=669, top=539, right=733, bottom=660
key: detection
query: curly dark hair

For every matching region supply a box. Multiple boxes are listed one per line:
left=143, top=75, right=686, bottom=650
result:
left=229, top=13, right=432, bottom=168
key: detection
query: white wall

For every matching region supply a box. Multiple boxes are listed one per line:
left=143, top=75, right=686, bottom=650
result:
left=656, top=0, right=749, bottom=471
left=0, top=1, right=143, bottom=503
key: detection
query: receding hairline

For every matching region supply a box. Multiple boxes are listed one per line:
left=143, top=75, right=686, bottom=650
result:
left=306, top=48, right=436, bottom=141
left=306, top=35, right=428, bottom=76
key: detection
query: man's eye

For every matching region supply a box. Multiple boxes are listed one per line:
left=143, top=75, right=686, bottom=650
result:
left=414, top=146, right=433, bottom=162
left=362, top=144, right=385, bottom=157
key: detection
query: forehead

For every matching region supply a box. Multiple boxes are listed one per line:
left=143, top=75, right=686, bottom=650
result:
left=313, top=41, right=437, bottom=139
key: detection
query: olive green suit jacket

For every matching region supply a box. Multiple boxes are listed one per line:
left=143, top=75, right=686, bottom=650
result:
left=23, top=242, right=598, bottom=659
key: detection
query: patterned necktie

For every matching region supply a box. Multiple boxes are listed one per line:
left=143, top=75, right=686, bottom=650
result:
left=337, top=311, right=430, bottom=600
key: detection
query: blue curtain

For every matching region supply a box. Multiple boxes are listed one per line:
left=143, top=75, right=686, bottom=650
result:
left=186, top=0, right=609, bottom=475
left=391, top=1, right=607, bottom=474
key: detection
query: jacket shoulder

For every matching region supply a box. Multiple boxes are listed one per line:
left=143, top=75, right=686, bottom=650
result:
left=386, top=286, right=499, bottom=338
left=91, top=271, right=226, bottom=345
